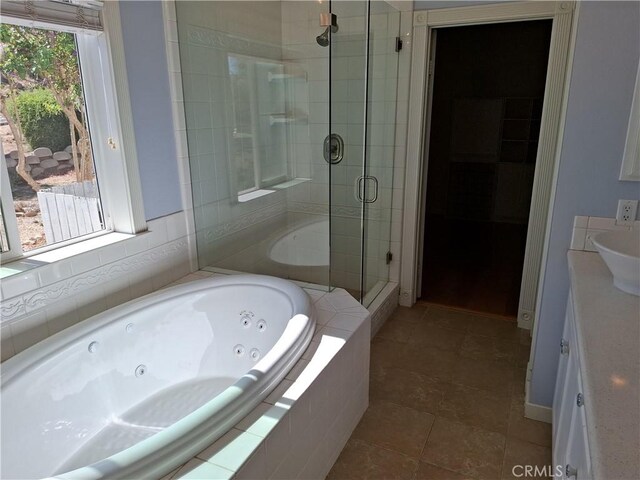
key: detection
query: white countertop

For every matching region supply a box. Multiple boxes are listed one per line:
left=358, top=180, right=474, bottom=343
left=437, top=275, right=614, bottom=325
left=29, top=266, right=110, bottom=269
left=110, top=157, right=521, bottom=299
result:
left=567, top=251, right=640, bottom=480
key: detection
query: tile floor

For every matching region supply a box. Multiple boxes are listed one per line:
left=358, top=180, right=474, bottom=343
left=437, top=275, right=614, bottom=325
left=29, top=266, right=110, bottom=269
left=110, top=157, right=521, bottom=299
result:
left=327, top=304, right=552, bottom=480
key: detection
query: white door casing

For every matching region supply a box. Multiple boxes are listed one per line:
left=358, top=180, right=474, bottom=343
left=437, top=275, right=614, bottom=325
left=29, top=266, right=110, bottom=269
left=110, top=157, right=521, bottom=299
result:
left=400, top=1, right=577, bottom=333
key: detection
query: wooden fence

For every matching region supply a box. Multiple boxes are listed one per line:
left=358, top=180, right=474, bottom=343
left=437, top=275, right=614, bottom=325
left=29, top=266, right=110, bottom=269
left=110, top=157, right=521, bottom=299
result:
left=37, top=181, right=103, bottom=243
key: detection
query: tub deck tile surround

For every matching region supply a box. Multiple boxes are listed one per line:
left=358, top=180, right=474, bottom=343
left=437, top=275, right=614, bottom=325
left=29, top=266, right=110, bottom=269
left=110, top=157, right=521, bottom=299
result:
left=163, top=273, right=371, bottom=480
left=328, top=305, right=552, bottom=480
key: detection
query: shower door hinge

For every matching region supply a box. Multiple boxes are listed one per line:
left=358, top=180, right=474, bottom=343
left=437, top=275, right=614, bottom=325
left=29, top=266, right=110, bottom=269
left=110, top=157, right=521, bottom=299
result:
left=395, top=37, right=403, bottom=52
left=428, top=60, right=434, bottom=77
left=386, top=251, right=393, bottom=264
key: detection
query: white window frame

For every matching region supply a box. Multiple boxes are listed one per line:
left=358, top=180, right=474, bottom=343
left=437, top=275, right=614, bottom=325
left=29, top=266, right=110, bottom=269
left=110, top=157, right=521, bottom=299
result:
left=0, top=1, right=146, bottom=264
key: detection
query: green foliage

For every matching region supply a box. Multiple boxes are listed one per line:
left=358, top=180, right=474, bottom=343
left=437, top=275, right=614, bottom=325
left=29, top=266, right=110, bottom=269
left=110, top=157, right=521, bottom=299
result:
left=8, top=89, right=71, bottom=152
left=0, top=24, right=81, bottom=108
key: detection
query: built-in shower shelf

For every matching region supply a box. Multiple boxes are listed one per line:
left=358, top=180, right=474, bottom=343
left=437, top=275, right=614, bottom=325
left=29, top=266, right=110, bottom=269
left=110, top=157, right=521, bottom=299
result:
left=269, top=114, right=308, bottom=126
left=232, top=132, right=253, bottom=139
left=268, top=71, right=307, bottom=82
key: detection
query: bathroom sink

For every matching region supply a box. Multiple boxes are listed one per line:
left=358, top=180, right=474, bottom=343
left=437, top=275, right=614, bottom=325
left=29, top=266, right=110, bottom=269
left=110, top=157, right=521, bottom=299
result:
left=591, top=230, right=640, bottom=296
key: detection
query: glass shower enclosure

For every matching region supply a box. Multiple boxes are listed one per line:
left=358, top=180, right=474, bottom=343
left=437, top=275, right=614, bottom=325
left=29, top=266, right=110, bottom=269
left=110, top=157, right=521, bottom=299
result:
left=176, top=1, right=400, bottom=307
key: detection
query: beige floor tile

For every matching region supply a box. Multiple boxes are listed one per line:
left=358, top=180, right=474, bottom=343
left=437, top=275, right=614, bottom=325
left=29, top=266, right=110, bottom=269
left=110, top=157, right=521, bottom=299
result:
left=519, top=328, right=532, bottom=345
left=370, top=366, right=446, bottom=415
left=516, top=343, right=531, bottom=368
left=501, top=438, right=552, bottom=480
left=348, top=305, right=545, bottom=480
left=422, top=417, right=506, bottom=480
left=407, top=324, right=466, bottom=351
left=393, top=305, right=428, bottom=323
left=422, top=306, right=475, bottom=332
left=327, top=439, right=418, bottom=480
left=352, top=400, right=435, bottom=458
left=510, top=368, right=527, bottom=398
left=376, top=316, right=416, bottom=343
left=438, top=383, right=511, bottom=434
left=507, top=395, right=552, bottom=448
left=466, top=316, right=521, bottom=343
left=370, top=338, right=405, bottom=371
left=399, top=344, right=459, bottom=382
left=459, top=334, right=519, bottom=364
left=452, top=356, right=515, bottom=396
left=415, top=461, right=474, bottom=480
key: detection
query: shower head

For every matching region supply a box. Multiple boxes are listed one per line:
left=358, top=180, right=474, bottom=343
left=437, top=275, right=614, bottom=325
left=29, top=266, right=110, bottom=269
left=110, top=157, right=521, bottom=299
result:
left=315, top=24, right=338, bottom=47
left=316, top=27, right=331, bottom=47
left=316, top=13, right=338, bottom=47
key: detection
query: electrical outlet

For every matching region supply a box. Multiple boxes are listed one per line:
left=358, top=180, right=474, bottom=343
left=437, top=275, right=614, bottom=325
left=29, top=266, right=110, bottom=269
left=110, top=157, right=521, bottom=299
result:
left=616, top=199, right=638, bottom=225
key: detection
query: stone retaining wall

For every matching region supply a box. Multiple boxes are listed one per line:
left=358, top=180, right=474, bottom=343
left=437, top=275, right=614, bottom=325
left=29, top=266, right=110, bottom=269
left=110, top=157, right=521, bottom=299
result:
left=5, top=146, right=76, bottom=176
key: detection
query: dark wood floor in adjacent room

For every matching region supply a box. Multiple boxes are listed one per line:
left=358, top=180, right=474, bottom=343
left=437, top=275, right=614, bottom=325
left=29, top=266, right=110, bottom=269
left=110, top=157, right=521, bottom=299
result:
left=421, top=217, right=528, bottom=319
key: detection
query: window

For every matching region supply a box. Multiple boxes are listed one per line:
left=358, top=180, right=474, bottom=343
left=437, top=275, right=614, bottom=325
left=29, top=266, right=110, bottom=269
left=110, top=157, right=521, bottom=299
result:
left=0, top=0, right=145, bottom=263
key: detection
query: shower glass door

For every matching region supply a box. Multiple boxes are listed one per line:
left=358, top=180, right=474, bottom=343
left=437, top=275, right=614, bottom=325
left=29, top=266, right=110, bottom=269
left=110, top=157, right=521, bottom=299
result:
left=329, top=1, right=370, bottom=301
left=362, top=2, right=400, bottom=307
left=329, top=1, right=399, bottom=306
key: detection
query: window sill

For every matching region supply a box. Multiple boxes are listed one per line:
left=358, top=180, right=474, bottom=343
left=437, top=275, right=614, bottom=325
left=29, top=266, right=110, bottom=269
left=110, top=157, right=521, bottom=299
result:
left=0, top=211, right=189, bottom=302
left=0, top=231, right=136, bottom=283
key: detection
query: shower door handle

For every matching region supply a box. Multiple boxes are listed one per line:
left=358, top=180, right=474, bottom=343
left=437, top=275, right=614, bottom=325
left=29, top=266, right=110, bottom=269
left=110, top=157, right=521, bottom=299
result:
left=355, top=176, right=378, bottom=203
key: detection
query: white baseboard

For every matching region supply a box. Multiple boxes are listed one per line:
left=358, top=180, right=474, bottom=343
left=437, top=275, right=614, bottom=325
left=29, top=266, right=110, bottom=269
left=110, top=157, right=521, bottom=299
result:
left=523, top=361, right=552, bottom=423
left=517, top=308, right=534, bottom=330
left=524, top=401, right=552, bottom=424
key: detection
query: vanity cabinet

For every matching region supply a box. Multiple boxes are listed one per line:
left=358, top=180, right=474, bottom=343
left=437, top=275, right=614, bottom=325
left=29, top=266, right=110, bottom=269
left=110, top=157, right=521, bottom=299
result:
left=552, top=292, right=593, bottom=480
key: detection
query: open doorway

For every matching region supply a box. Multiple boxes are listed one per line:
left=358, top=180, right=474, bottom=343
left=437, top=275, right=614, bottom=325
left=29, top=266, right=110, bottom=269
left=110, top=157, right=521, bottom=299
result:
left=420, top=20, right=553, bottom=319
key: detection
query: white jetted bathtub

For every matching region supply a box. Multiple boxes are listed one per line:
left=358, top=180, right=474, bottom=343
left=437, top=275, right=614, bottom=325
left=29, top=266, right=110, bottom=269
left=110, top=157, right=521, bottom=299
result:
left=1, top=274, right=315, bottom=479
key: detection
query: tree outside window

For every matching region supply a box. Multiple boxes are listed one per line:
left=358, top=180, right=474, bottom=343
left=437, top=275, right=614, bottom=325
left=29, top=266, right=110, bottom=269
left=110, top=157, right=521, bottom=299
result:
left=0, top=24, right=100, bottom=251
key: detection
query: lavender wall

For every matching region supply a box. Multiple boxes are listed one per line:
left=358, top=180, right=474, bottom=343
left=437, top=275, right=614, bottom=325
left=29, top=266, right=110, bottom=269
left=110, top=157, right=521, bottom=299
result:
left=530, top=1, right=640, bottom=406
left=120, top=0, right=182, bottom=221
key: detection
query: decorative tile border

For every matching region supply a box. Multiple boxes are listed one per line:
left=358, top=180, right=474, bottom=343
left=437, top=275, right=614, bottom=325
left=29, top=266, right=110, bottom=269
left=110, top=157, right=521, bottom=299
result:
left=187, top=24, right=281, bottom=58
left=288, top=201, right=389, bottom=221
left=1, top=239, right=188, bottom=323
left=203, top=202, right=286, bottom=243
